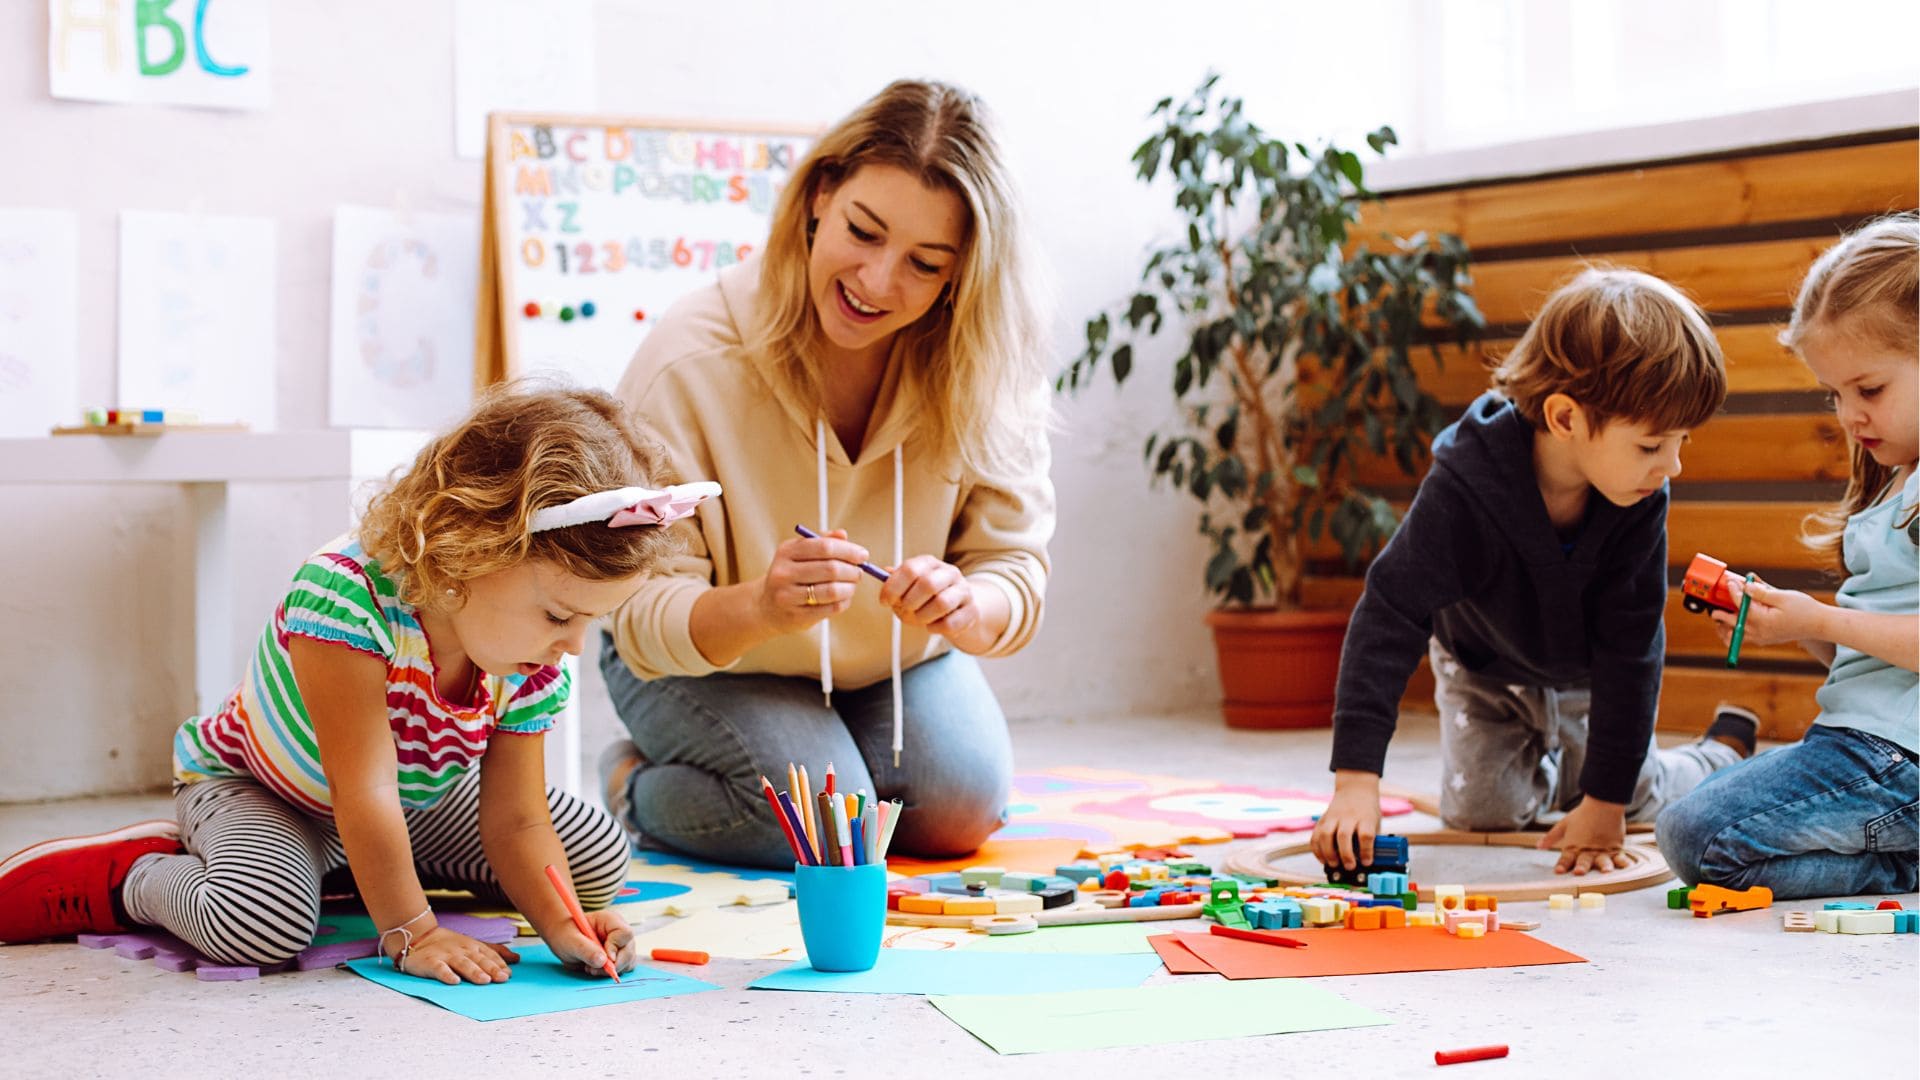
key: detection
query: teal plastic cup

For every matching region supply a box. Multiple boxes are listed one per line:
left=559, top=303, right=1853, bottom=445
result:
left=794, top=862, right=886, bottom=972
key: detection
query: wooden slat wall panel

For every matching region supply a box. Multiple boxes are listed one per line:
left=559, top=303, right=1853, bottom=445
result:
left=1307, top=502, right=1831, bottom=572
left=1399, top=323, right=1816, bottom=405
left=1678, top=415, right=1849, bottom=484
left=1356, top=140, right=1918, bottom=250
left=1464, top=237, right=1823, bottom=327
left=1664, top=589, right=1835, bottom=662
left=1349, top=414, right=1849, bottom=489
left=1299, top=577, right=1821, bottom=731
left=1658, top=669, right=1822, bottom=739
left=1666, top=503, right=1831, bottom=572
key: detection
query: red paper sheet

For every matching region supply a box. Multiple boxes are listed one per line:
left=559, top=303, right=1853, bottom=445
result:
left=1177, top=926, right=1584, bottom=979
left=1146, top=933, right=1217, bottom=975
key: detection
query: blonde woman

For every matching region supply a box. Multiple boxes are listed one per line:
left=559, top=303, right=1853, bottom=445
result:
left=599, top=80, right=1054, bottom=869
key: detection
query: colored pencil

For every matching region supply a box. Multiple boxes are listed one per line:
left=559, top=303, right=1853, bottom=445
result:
left=794, top=523, right=890, bottom=581
left=543, top=863, right=621, bottom=981
left=878, top=798, right=903, bottom=860
left=796, top=764, right=818, bottom=862
left=1208, top=924, right=1308, bottom=948
left=760, top=777, right=810, bottom=865
left=1727, top=572, right=1756, bottom=668
left=824, top=762, right=836, bottom=797
left=818, top=791, right=841, bottom=865
left=850, top=814, right=866, bottom=866
left=831, top=793, right=854, bottom=866
left=775, top=789, right=816, bottom=866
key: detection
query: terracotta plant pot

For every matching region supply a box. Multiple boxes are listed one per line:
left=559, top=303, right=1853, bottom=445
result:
left=1204, top=606, right=1353, bottom=729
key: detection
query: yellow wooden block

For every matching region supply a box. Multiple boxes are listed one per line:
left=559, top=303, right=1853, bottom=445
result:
left=942, top=897, right=997, bottom=916
left=1456, top=922, right=1486, bottom=939
left=992, top=893, right=1043, bottom=915
left=1548, top=893, right=1575, bottom=910
left=898, top=895, right=948, bottom=915
left=1578, top=893, right=1606, bottom=911
left=1407, top=910, right=1440, bottom=927
left=1434, top=885, right=1465, bottom=910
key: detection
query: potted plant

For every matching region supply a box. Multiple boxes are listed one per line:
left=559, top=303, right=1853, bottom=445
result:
left=1059, top=74, right=1484, bottom=728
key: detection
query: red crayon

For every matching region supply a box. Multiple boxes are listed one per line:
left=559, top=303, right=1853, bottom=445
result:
left=650, top=947, right=709, bottom=965
left=1209, top=924, right=1308, bottom=948
left=1435, top=1045, right=1509, bottom=1066
left=543, top=863, right=620, bottom=982
left=824, top=761, right=836, bottom=797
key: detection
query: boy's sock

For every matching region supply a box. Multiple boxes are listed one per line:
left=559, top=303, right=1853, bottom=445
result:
left=1704, top=703, right=1760, bottom=759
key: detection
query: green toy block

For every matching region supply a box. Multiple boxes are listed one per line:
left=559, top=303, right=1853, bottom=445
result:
left=1400, top=891, right=1419, bottom=910
left=1209, top=881, right=1242, bottom=906
left=1668, top=886, right=1693, bottom=910
left=1205, top=902, right=1251, bottom=929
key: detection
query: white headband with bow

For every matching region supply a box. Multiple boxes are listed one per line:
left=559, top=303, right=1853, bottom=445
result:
left=529, top=481, right=722, bottom=533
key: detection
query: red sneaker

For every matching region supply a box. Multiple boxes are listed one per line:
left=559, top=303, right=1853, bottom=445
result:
left=0, top=820, right=182, bottom=943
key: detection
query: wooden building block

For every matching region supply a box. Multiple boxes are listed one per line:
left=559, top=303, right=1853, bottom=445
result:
left=992, top=893, right=1043, bottom=915
left=1813, top=910, right=1842, bottom=933
left=1781, top=911, right=1817, bottom=932
left=898, top=894, right=948, bottom=915
left=1836, top=911, right=1897, bottom=935
left=1455, top=922, right=1486, bottom=940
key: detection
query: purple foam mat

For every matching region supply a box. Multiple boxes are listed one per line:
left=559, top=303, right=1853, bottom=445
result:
left=75, top=912, right=519, bottom=981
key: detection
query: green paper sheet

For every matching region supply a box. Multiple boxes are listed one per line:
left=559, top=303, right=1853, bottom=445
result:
left=346, top=944, right=719, bottom=1021
left=929, top=979, right=1390, bottom=1054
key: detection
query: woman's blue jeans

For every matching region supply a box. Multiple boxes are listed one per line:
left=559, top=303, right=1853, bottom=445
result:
left=598, top=633, right=1013, bottom=869
left=1656, top=724, right=1918, bottom=900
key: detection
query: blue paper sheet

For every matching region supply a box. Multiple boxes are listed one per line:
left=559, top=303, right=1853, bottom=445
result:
left=748, top=949, right=1163, bottom=996
left=346, top=944, right=719, bottom=1021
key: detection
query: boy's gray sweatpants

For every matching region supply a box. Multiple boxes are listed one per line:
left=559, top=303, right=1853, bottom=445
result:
left=1431, top=640, right=1742, bottom=831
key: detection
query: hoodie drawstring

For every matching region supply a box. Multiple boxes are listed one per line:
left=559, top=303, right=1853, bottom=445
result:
left=815, top=415, right=905, bottom=765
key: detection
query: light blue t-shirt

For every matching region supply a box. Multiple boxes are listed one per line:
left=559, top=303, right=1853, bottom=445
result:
left=1815, top=468, right=1919, bottom=752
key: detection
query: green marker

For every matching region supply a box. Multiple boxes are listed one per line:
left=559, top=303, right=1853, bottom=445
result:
left=1726, top=572, right=1757, bottom=668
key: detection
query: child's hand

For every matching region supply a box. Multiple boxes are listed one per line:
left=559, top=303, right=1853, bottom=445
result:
left=1310, top=771, right=1383, bottom=870
left=1538, top=796, right=1627, bottom=874
left=398, top=927, right=519, bottom=985
left=548, top=909, right=638, bottom=977
left=1709, top=577, right=1831, bottom=649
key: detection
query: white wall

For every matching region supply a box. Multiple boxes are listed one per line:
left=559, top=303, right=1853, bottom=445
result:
left=0, top=0, right=1418, bottom=799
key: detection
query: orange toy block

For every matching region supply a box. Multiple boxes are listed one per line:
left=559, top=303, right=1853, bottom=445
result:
left=942, top=897, right=997, bottom=916
left=1465, top=894, right=1498, bottom=911
left=898, top=895, right=948, bottom=915
left=1689, top=883, right=1774, bottom=918
left=1381, top=906, right=1407, bottom=929
left=1345, top=907, right=1385, bottom=931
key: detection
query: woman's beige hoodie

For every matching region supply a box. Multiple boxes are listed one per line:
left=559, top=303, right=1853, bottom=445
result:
left=608, top=261, right=1054, bottom=690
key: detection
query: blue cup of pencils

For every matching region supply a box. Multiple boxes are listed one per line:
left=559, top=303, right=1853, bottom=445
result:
left=794, top=862, right=886, bottom=972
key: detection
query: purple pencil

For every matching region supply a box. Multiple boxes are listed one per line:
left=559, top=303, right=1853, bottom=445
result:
left=774, top=789, right=816, bottom=866
left=793, top=524, right=890, bottom=582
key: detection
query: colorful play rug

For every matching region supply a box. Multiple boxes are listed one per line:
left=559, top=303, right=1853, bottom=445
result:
left=890, top=767, right=1417, bottom=874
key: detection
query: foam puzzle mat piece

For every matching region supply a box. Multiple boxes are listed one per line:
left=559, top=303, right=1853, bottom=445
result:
left=1000, top=768, right=1417, bottom=846
left=75, top=912, right=518, bottom=981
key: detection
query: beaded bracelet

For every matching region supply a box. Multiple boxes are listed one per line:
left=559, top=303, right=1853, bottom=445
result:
left=377, top=906, right=434, bottom=971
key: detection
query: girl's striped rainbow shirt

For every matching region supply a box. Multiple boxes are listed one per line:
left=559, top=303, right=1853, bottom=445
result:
left=172, top=538, right=567, bottom=816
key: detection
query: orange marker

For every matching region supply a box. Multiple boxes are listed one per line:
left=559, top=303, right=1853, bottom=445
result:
left=543, top=863, right=620, bottom=982
left=650, top=947, right=709, bottom=965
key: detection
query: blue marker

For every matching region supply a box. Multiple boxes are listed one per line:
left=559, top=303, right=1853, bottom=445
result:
left=792, top=524, right=890, bottom=582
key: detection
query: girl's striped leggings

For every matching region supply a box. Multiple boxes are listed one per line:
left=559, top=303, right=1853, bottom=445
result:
left=120, top=768, right=629, bottom=966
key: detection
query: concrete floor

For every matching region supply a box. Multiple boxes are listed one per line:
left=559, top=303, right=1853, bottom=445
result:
left=2, top=710, right=1914, bottom=1079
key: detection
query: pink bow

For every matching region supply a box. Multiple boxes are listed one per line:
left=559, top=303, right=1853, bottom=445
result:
left=607, top=490, right=709, bottom=527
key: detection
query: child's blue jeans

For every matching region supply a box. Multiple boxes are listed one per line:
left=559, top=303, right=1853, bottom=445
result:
left=598, top=634, right=1013, bottom=869
left=1656, top=724, right=1918, bottom=900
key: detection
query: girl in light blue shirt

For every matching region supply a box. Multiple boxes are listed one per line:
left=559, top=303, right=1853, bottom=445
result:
left=1659, top=214, right=1918, bottom=900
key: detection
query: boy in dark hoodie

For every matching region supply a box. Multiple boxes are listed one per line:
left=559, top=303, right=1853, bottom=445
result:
left=1312, top=267, right=1759, bottom=877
